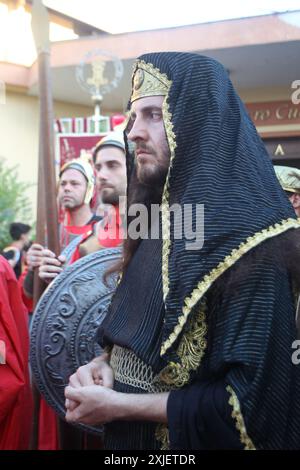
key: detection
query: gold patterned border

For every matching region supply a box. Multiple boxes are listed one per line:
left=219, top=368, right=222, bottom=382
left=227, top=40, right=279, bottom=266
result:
left=155, top=423, right=170, bottom=450
left=226, top=385, right=256, bottom=450
left=159, top=299, right=208, bottom=388
left=131, top=60, right=172, bottom=103
left=130, top=60, right=176, bottom=303
left=156, top=301, right=208, bottom=450
left=161, top=218, right=300, bottom=356
left=161, top=96, right=177, bottom=301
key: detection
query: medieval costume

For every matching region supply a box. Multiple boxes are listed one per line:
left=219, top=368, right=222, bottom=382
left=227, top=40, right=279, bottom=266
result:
left=98, top=52, right=300, bottom=449
left=0, top=256, right=32, bottom=449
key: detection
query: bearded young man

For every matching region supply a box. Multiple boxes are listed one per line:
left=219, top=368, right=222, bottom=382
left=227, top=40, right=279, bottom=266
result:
left=80, top=131, right=127, bottom=253
left=65, top=52, right=300, bottom=450
left=37, top=134, right=127, bottom=282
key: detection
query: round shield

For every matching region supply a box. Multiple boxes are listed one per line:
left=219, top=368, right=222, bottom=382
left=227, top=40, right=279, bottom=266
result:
left=30, top=247, right=121, bottom=435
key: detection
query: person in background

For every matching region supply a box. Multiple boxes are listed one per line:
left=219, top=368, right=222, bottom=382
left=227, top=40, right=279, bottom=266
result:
left=24, top=155, right=99, bottom=451
left=23, top=155, right=100, bottom=291
left=274, top=165, right=300, bottom=217
left=27, top=135, right=127, bottom=450
left=37, top=131, right=127, bottom=283
left=2, top=222, right=31, bottom=278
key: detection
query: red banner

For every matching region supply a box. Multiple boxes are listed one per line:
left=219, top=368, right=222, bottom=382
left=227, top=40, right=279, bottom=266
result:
left=56, top=133, right=105, bottom=168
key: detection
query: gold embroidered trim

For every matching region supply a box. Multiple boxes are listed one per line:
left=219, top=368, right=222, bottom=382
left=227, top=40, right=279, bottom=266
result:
left=161, top=87, right=177, bottom=302
left=161, top=218, right=300, bottom=355
left=160, top=300, right=208, bottom=388
left=155, top=424, right=170, bottom=450
left=110, top=345, right=171, bottom=393
left=226, top=385, right=256, bottom=450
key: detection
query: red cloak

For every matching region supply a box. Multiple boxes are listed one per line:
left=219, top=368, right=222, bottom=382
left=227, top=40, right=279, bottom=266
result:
left=0, top=256, right=33, bottom=449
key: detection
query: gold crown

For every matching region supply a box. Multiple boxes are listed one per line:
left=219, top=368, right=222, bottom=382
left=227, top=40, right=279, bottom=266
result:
left=130, top=60, right=172, bottom=103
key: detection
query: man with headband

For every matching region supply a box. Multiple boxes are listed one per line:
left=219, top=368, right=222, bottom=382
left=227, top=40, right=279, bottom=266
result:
left=65, top=53, right=300, bottom=450
left=37, top=155, right=100, bottom=282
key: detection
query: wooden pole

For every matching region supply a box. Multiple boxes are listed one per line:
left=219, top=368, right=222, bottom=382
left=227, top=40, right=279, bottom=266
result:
left=30, top=0, right=60, bottom=449
left=31, top=0, right=60, bottom=257
left=30, top=136, right=45, bottom=451
left=33, top=136, right=46, bottom=306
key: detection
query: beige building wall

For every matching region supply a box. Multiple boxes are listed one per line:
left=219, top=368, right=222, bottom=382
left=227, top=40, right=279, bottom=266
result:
left=0, top=88, right=93, bottom=222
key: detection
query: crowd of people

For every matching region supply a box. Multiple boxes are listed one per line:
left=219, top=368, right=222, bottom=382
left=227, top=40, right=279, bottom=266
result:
left=1, top=51, right=300, bottom=450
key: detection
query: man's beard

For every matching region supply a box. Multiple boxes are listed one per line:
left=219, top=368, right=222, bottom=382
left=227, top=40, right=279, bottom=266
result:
left=136, top=161, right=168, bottom=187
left=101, top=188, right=120, bottom=206
left=135, top=144, right=170, bottom=187
left=61, top=198, right=84, bottom=211
left=62, top=200, right=79, bottom=209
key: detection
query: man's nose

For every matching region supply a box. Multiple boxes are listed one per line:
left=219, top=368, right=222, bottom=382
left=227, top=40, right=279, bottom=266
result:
left=127, top=118, right=147, bottom=143
left=97, top=169, right=108, bottom=182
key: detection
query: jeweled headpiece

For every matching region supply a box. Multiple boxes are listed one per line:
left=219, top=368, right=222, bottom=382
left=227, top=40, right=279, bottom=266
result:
left=130, top=60, right=172, bottom=103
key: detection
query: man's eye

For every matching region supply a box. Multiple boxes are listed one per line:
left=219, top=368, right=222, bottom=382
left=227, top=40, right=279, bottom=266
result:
left=150, top=112, right=161, bottom=120
left=108, top=162, right=119, bottom=169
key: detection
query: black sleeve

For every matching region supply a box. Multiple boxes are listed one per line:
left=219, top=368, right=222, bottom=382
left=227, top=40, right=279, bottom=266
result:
left=167, top=246, right=300, bottom=449
left=168, top=380, right=243, bottom=450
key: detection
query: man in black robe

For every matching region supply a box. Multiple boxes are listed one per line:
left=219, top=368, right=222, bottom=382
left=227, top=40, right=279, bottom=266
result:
left=65, top=52, right=300, bottom=450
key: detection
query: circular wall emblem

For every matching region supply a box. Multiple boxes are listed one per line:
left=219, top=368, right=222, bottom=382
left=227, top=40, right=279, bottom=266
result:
left=76, top=49, right=124, bottom=98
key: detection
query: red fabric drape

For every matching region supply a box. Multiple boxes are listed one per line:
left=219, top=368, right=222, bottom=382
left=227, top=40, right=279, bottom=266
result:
left=38, top=398, right=59, bottom=450
left=0, top=256, right=33, bottom=449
